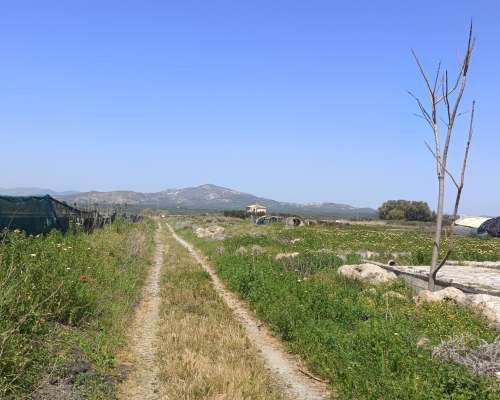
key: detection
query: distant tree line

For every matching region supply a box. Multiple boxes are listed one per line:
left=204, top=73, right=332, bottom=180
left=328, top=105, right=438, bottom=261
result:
left=378, top=200, right=433, bottom=222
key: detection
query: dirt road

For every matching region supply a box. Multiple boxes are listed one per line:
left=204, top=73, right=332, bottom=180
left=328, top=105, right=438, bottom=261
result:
left=165, top=222, right=329, bottom=400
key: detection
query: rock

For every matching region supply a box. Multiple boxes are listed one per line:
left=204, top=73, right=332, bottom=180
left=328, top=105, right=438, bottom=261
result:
left=275, top=252, right=300, bottom=261
left=290, top=238, right=303, bottom=244
left=414, top=289, right=500, bottom=329
left=414, top=290, right=441, bottom=304
left=416, top=336, right=431, bottom=349
left=337, top=263, right=397, bottom=284
left=415, top=287, right=467, bottom=306
left=466, top=294, right=500, bottom=329
left=194, top=225, right=225, bottom=240
left=383, top=291, right=406, bottom=300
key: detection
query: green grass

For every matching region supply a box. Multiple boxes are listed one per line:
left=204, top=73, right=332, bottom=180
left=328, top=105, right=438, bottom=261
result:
left=0, top=219, right=155, bottom=399
left=278, top=224, right=500, bottom=264
left=173, top=217, right=500, bottom=400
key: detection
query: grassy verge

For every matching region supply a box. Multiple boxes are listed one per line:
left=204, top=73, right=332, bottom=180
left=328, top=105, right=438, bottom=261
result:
left=172, top=216, right=500, bottom=400
left=173, top=215, right=500, bottom=265
left=0, top=218, right=155, bottom=399
left=158, top=223, right=285, bottom=400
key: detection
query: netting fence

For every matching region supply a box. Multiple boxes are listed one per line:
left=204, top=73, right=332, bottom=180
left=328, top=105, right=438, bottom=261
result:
left=0, top=195, right=142, bottom=235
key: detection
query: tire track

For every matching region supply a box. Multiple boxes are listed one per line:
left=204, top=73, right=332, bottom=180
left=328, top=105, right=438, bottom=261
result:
left=165, top=222, right=329, bottom=400
left=117, top=224, right=164, bottom=400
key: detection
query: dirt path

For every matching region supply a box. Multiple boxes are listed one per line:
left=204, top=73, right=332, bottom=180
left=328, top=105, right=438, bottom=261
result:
left=165, top=222, right=329, bottom=400
left=117, top=224, right=165, bottom=400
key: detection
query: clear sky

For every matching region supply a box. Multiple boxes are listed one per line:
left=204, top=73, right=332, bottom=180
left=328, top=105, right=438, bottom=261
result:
left=1, top=1, right=498, bottom=214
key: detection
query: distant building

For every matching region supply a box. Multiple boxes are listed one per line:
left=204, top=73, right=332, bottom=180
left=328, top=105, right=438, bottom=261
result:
left=246, top=204, right=267, bottom=216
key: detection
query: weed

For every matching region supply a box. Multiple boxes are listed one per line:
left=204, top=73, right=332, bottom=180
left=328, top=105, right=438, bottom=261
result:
left=0, top=219, right=155, bottom=399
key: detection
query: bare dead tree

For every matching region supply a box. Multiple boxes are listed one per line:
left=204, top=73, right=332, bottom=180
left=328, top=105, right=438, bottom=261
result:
left=409, top=24, right=476, bottom=290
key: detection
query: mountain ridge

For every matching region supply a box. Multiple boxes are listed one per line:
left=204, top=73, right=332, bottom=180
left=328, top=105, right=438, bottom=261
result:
left=0, top=184, right=377, bottom=218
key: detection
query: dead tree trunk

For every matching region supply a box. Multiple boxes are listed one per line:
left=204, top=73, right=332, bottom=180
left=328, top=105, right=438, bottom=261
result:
left=409, top=24, right=476, bottom=290
left=429, top=175, right=445, bottom=290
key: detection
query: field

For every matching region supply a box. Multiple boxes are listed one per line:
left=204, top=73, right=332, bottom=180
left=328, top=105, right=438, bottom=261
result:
left=0, top=219, right=155, bottom=399
left=171, top=215, right=500, bottom=400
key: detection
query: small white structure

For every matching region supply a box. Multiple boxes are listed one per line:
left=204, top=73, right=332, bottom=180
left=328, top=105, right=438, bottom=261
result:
left=454, top=216, right=491, bottom=229
left=454, top=216, right=491, bottom=236
left=246, top=204, right=267, bottom=216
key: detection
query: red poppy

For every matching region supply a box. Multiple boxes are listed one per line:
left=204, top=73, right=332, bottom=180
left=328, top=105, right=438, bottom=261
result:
left=79, top=275, right=89, bottom=282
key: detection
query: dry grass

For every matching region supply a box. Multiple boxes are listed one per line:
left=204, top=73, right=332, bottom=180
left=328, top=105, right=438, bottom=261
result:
left=432, top=335, right=500, bottom=377
left=157, top=225, right=286, bottom=400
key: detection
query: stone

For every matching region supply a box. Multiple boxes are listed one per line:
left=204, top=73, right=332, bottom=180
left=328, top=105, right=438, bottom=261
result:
left=194, top=225, right=225, bottom=240
left=337, top=263, right=397, bottom=284
left=466, top=294, right=500, bottom=329
left=415, top=287, right=467, bottom=306
left=416, top=336, right=431, bottom=349
left=275, top=252, right=300, bottom=261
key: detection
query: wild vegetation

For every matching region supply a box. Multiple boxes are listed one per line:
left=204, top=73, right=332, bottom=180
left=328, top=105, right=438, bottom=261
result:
left=0, top=219, right=155, bottom=399
left=172, top=216, right=500, bottom=400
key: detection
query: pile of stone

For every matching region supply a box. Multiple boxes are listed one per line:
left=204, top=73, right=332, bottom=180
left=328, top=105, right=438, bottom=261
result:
left=193, top=225, right=225, bottom=240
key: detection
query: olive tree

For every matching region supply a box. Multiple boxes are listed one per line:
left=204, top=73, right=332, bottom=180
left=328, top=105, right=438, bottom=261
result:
left=409, top=24, right=476, bottom=290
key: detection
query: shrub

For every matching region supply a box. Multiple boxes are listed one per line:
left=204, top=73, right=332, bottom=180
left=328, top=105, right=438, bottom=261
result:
left=379, top=200, right=433, bottom=221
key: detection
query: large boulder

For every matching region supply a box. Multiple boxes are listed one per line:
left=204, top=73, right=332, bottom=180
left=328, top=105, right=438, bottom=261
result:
left=337, top=263, right=397, bottom=284
left=415, top=288, right=500, bottom=329
left=415, top=287, right=467, bottom=306
left=466, top=294, right=500, bottom=329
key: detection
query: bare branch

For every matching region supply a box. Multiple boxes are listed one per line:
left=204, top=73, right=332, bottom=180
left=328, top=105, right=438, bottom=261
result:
left=437, top=249, right=452, bottom=270
left=424, top=141, right=460, bottom=189
left=433, top=61, right=442, bottom=93
left=411, top=49, right=435, bottom=97
left=452, top=100, right=475, bottom=216
left=408, top=91, right=433, bottom=128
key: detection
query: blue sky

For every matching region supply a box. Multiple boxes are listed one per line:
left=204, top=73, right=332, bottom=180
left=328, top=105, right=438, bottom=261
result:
left=1, top=1, right=498, bottom=214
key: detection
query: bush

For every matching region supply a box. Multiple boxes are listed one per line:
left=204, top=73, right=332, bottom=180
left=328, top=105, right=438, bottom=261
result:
left=379, top=200, right=433, bottom=221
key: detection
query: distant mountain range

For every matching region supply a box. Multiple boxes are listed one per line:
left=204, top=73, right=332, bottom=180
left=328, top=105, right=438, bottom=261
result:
left=0, top=187, right=80, bottom=197
left=0, top=184, right=377, bottom=218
